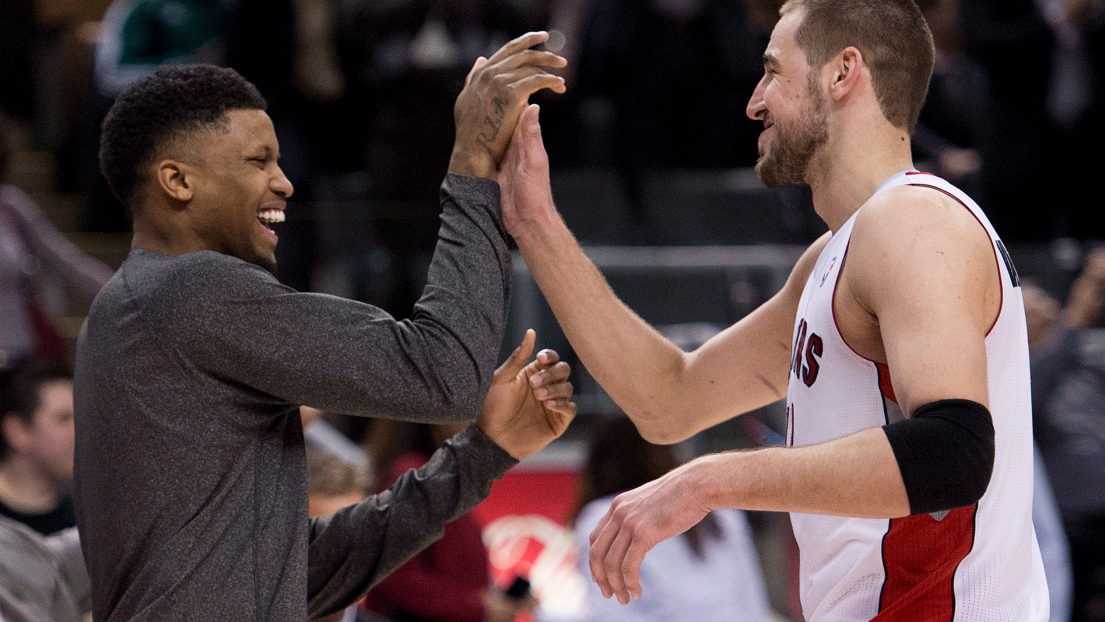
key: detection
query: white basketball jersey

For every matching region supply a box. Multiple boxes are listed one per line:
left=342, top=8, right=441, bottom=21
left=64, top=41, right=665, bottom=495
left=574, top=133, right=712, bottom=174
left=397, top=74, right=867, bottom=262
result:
left=784, top=170, right=1049, bottom=621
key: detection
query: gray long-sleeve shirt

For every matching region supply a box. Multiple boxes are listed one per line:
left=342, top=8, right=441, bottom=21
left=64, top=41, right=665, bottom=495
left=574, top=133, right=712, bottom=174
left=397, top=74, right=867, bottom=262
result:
left=73, top=175, right=515, bottom=621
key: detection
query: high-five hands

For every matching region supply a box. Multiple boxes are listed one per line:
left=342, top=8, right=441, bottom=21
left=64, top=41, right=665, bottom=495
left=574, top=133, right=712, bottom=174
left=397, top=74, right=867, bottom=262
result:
left=587, top=460, right=714, bottom=605
left=477, top=329, right=576, bottom=460
left=450, top=32, right=567, bottom=181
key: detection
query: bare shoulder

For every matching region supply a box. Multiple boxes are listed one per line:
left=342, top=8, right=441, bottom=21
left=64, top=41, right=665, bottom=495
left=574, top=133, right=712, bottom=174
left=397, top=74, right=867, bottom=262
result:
left=846, top=184, right=999, bottom=321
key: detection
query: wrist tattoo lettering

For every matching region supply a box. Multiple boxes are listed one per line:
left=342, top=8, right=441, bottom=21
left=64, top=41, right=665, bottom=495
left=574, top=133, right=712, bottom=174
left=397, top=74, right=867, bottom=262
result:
left=476, top=97, right=507, bottom=156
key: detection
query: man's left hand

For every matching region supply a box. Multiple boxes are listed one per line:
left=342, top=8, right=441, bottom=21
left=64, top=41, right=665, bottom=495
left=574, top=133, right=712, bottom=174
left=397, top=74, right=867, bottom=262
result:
left=477, top=329, right=576, bottom=460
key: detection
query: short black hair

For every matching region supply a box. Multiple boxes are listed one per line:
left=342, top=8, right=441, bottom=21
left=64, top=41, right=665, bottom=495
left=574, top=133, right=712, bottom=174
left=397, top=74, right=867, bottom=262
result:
left=98, top=64, right=267, bottom=208
left=0, top=362, right=74, bottom=460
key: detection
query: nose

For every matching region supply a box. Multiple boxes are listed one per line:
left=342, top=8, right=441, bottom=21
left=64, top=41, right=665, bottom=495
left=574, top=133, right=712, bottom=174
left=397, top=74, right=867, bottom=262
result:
left=272, top=165, right=294, bottom=199
left=747, top=75, right=768, bottom=121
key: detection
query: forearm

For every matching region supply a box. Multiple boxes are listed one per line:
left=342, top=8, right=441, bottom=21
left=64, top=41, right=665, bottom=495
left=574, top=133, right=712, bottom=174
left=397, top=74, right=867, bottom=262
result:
left=514, top=216, right=690, bottom=431
left=181, top=175, right=510, bottom=422
left=692, top=427, right=910, bottom=518
left=306, top=425, right=516, bottom=618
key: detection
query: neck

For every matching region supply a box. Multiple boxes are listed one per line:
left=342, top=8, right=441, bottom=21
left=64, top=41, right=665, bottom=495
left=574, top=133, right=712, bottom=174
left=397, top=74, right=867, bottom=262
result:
left=131, top=210, right=205, bottom=257
left=0, top=459, right=60, bottom=514
left=808, top=115, right=915, bottom=232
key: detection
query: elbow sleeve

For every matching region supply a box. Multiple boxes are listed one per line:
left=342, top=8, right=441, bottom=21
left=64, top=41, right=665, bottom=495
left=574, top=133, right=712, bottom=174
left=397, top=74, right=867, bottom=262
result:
left=882, top=399, right=995, bottom=515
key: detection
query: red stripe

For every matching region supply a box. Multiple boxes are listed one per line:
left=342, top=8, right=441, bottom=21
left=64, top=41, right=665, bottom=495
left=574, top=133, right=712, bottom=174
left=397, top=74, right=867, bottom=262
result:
left=875, top=505, right=977, bottom=621
left=905, top=171, right=936, bottom=176
left=876, top=362, right=898, bottom=403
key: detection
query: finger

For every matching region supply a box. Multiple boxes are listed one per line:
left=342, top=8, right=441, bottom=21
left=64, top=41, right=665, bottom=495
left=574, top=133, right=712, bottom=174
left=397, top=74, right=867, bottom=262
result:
left=622, top=540, right=649, bottom=601
left=486, top=31, right=550, bottom=65
left=489, top=49, right=567, bottom=73
left=508, top=72, right=567, bottom=97
left=602, top=526, right=636, bottom=604
left=535, top=347, right=560, bottom=368
left=589, top=515, right=616, bottom=599
left=542, top=399, right=577, bottom=422
left=497, top=329, right=536, bottom=378
left=465, top=56, right=488, bottom=87
left=535, top=380, right=572, bottom=402
left=531, top=361, right=571, bottom=393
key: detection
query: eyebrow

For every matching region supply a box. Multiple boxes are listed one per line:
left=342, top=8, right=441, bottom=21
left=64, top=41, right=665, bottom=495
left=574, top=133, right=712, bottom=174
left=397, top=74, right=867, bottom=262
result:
left=249, top=145, right=279, bottom=160
left=763, top=52, right=781, bottom=70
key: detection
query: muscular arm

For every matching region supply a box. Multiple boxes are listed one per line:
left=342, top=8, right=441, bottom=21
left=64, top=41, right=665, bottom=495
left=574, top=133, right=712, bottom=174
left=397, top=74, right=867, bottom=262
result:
left=305, top=425, right=516, bottom=618
left=501, top=106, right=823, bottom=442
left=587, top=185, right=1002, bottom=603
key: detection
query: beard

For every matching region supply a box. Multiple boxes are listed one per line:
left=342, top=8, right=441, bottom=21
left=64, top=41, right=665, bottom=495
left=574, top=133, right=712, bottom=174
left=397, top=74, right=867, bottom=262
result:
left=755, top=79, right=829, bottom=188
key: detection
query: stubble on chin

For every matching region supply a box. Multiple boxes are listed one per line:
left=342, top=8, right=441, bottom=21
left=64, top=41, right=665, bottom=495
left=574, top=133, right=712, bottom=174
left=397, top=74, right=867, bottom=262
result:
left=755, top=83, right=829, bottom=189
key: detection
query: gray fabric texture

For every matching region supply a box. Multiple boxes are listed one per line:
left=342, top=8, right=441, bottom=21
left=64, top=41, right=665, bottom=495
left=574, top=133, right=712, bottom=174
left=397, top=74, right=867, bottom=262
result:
left=0, top=516, right=89, bottom=622
left=73, top=175, right=517, bottom=621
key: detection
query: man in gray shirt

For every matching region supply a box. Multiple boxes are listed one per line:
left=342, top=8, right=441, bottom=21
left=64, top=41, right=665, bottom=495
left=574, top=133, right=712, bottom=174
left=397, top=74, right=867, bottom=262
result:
left=74, top=34, right=571, bottom=622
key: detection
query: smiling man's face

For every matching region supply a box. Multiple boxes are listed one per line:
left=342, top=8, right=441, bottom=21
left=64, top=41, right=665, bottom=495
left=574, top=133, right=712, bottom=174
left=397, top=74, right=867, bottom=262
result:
left=182, top=109, right=293, bottom=272
left=746, top=8, right=830, bottom=188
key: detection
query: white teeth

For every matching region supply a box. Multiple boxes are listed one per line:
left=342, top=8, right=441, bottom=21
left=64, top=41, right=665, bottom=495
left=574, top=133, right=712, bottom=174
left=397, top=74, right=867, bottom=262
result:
left=258, top=209, right=285, bottom=224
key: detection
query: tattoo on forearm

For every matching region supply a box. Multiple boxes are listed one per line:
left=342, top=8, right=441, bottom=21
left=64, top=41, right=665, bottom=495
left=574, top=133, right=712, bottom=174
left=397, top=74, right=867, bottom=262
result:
left=476, top=97, right=507, bottom=156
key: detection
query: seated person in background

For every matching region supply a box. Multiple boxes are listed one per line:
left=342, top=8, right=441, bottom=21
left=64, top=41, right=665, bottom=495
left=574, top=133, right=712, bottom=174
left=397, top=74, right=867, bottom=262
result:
left=307, top=448, right=373, bottom=622
left=0, top=515, right=88, bottom=622
left=1023, top=248, right=1105, bottom=622
left=565, top=416, right=773, bottom=622
left=0, top=113, right=112, bottom=367
left=0, top=364, right=76, bottom=535
left=365, top=421, right=536, bottom=622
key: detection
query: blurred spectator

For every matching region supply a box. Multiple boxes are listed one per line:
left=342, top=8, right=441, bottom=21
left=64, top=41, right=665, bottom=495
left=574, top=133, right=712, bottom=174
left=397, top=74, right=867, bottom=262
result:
left=564, top=416, right=772, bottom=622
left=959, top=0, right=1056, bottom=241
left=364, top=421, right=536, bottom=622
left=0, top=516, right=89, bottom=622
left=82, top=0, right=235, bottom=233
left=912, top=0, right=985, bottom=189
left=336, top=0, right=549, bottom=316
left=0, top=112, right=112, bottom=366
left=0, top=364, right=77, bottom=536
left=307, top=447, right=373, bottom=622
left=549, top=0, right=774, bottom=242
left=1024, top=248, right=1105, bottom=622
left=1040, top=0, right=1105, bottom=240
left=1033, top=445, right=1074, bottom=622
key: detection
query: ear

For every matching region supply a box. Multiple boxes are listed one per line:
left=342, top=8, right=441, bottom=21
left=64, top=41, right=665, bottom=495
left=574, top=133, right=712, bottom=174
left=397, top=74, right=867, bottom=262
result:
left=828, top=46, right=864, bottom=102
left=155, top=159, right=195, bottom=203
left=0, top=412, right=30, bottom=453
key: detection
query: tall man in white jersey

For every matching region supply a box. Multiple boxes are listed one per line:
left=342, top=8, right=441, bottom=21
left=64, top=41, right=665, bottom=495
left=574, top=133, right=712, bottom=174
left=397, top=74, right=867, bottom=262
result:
left=495, top=0, right=1049, bottom=619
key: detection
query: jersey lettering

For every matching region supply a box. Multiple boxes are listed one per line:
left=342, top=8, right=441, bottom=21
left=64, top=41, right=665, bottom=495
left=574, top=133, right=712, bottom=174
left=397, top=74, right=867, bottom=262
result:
left=792, top=318, right=824, bottom=387
left=803, top=334, right=823, bottom=387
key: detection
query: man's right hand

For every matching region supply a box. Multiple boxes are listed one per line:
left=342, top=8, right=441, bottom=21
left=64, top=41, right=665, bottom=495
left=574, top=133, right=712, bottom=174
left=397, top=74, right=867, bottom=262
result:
left=449, top=32, right=566, bottom=180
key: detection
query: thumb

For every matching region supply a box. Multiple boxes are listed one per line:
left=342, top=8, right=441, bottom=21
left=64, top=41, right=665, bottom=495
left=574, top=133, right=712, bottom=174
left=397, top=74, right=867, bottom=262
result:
left=497, top=329, right=536, bottom=378
left=521, top=104, right=542, bottom=138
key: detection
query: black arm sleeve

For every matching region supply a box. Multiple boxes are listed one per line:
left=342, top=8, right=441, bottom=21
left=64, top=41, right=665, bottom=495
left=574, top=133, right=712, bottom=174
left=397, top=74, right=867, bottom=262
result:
left=882, top=399, right=995, bottom=515
left=304, top=425, right=517, bottom=619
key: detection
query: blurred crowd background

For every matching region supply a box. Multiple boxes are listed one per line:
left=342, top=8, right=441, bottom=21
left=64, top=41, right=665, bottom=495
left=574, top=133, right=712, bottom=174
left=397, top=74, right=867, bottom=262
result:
left=1, top=0, right=1104, bottom=621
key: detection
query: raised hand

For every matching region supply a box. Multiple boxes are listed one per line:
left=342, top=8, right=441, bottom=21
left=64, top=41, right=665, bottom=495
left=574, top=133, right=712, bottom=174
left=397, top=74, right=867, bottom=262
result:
left=476, top=329, right=576, bottom=460
left=449, top=32, right=567, bottom=180
left=497, top=103, right=558, bottom=239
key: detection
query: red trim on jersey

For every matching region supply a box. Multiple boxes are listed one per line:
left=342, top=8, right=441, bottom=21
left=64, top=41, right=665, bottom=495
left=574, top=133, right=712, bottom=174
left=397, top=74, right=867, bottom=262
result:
left=905, top=171, right=937, bottom=176
left=875, top=504, right=978, bottom=621
left=876, top=362, right=898, bottom=404
left=907, top=183, right=1004, bottom=337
